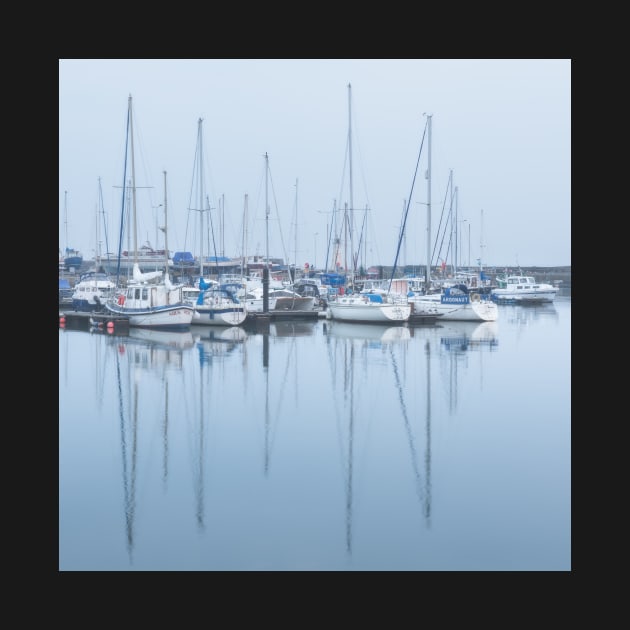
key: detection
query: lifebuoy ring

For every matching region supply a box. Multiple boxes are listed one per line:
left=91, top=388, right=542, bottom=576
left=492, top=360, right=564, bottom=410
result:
left=118, top=294, right=126, bottom=306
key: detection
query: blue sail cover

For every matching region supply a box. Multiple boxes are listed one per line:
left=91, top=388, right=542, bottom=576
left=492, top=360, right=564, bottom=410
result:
left=173, top=251, right=195, bottom=265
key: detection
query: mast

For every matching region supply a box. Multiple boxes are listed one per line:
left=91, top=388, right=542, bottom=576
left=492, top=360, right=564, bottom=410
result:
left=163, top=170, right=169, bottom=278
left=265, top=152, right=270, bottom=271
left=450, top=169, right=459, bottom=278
left=64, top=190, right=68, bottom=258
left=480, top=208, right=485, bottom=272
left=221, top=193, right=225, bottom=257
left=294, top=178, right=298, bottom=281
left=129, top=95, right=139, bottom=266
left=425, top=114, right=432, bottom=290
left=241, top=193, right=248, bottom=279
left=197, top=119, right=205, bottom=278
left=347, top=83, right=355, bottom=285
left=95, top=184, right=100, bottom=268
left=263, top=153, right=270, bottom=313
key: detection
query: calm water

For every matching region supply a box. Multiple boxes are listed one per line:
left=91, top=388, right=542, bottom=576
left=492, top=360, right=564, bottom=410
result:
left=59, top=298, right=571, bottom=571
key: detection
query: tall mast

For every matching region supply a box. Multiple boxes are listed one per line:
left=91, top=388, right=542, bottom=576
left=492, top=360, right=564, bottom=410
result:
left=425, top=114, right=432, bottom=289
left=197, top=119, right=205, bottom=278
left=265, top=152, right=270, bottom=270
left=221, top=193, right=225, bottom=257
left=263, top=153, right=270, bottom=313
left=129, top=95, right=138, bottom=265
left=241, top=193, right=248, bottom=278
left=163, top=170, right=169, bottom=278
left=64, top=190, right=68, bottom=256
left=451, top=171, right=456, bottom=277
left=95, top=180, right=101, bottom=267
left=294, top=178, right=298, bottom=280
left=347, top=83, right=354, bottom=284
left=479, top=208, right=488, bottom=272
left=454, top=185, right=459, bottom=270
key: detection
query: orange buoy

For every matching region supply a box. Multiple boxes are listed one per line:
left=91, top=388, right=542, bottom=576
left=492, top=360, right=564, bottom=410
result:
left=107, top=321, right=115, bottom=331
left=59, top=316, right=66, bottom=324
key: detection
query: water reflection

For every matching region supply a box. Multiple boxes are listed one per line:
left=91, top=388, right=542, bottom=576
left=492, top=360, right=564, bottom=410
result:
left=111, top=328, right=199, bottom=562
left=439, top=321, right=499, bottom=352
left=271, top=320, right=318, bottom=337
left=502, top=302, right=559, bottom=325
left=323, top=320, right=428, bottom=555
left=193, top=325, right=247, bottom=366
left=324, top=320, right=411, bottom=344
left=60, top=299, right=571, bottom=570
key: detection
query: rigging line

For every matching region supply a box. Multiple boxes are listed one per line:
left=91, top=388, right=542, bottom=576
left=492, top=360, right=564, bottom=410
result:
left=98, top=177, right=111, bottom=266
left=115, top=104, right=131, bottom=285
left=432, top=171, right=453, bottom=269
left=388, top=118, right=428, bottom=291
left=206, top=194, right=221, bottom=277
left=337, top=135, right=349, bottom=226
left=267, top=164, right=290, bottom=269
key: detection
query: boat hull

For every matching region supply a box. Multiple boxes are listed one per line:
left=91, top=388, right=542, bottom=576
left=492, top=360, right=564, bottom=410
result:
left=105, top=303, right=194, bottom=329
left=272, top=296, right=316, bottom=311
left=491, top=290, right=557, bottom=304
left=410, top=295, right=498, bottom=322
left=328, top=296, right=411, bottom=323
left=192, top=306, right=247, bottom=326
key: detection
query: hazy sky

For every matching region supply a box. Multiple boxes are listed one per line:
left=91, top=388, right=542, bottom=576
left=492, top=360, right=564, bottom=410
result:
left=59, top=59, right=570, bottom=269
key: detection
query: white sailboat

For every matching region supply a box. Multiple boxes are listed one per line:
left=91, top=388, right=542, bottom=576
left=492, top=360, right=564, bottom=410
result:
left=327, top=84, right=411, bottom=324
left=106, top=96, right=193, bottom=329
left=183, top=118, right=247, bottom=327
left=407, top=116, right=498, bottom=322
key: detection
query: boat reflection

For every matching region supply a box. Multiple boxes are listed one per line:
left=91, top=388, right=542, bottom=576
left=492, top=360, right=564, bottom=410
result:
left=193, top=325, right=248, bottom=366
left=270, top=320, right=318, bottom=337
left=112, top=328, right=196, bottom=372
left=501, top=302, right=559, bottom=325
left=439, top=320, right=499, bottom=353
left=325, top=317, right=429, bottom=556
left=324, top=320, right=411, bottom=345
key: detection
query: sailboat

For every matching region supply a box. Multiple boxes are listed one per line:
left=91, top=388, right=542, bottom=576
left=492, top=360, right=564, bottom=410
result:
left=183, top=118, right=247, bottom=327
left=407, top=117, right=498, bottom=322
left=106, top=96, right=193, bottom=330
left=327, top=84, right=411, bottom=324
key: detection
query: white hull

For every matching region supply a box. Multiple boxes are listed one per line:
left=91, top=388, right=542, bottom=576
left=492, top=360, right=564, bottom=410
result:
left=105, top=278, right=194, bottom=329
left=491, top=275, right=559, bottom=304
left=410, top=295, right=498, bottom=322
left=192, top=306, right=247, bottom=326
left=491, top=289, right=557, bottom=303
left=243, top=297, right=278, bottom=312
left=106, top=303, right=194, bottom=328
left=328, top=295, right=411, bottom=323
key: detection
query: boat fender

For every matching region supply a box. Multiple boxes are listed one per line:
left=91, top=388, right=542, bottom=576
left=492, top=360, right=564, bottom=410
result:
left=118, top=294, right=126, bottom=305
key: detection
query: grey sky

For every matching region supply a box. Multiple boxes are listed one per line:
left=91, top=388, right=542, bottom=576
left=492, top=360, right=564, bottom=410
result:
left=59, top=59, right=570, bottom=269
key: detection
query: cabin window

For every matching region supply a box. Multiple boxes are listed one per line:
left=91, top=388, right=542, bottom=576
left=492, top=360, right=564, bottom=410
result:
left=142, top=288, right=148, bottom=300
left=134, top=288, right=141, bottom=300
